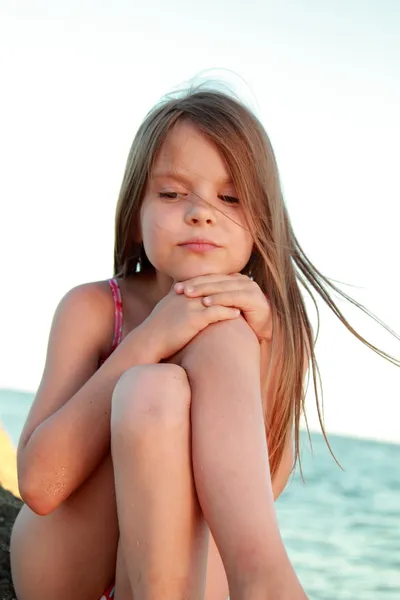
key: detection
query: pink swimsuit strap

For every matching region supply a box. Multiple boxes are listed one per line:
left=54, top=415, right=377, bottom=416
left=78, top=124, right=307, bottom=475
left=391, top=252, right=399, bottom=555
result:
left=98, top=278, right=123, bottom=368
left=108, top=277, right=123, bottom=352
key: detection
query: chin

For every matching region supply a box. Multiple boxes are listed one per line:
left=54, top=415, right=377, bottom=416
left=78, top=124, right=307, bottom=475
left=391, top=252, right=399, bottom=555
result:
left=170, top=264, right=228, bottom=281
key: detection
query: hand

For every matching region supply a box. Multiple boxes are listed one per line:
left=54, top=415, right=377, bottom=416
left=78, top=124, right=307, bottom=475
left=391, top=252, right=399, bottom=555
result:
left=139, top=287, right=241, bottom=361
left=174, top=273, right=272, bottom=342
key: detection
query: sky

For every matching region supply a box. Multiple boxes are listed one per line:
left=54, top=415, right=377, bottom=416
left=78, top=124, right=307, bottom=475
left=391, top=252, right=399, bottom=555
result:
left=0, top=0, right=399, bottom=443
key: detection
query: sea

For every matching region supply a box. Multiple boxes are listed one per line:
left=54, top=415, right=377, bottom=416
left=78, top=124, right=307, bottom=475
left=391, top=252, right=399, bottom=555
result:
left=1, top=388, right=399, bottom=600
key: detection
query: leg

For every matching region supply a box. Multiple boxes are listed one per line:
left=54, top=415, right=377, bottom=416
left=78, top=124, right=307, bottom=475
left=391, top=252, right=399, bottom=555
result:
left=110, top=363, right=209, bottom=600
left=181, top=318, right=307, bottom=600
left=113, top=526, right=230, bottom=600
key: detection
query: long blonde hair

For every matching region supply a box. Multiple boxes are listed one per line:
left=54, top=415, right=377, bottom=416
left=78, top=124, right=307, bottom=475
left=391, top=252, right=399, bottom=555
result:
left=114, top=86, right=399, bottom=479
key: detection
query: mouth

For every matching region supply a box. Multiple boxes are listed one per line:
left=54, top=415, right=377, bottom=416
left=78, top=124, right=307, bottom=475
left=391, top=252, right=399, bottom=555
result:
left=178, top=238, right=221, bottom=252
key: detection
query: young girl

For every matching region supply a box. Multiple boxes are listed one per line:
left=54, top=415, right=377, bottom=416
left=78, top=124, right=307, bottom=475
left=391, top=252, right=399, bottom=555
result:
left=10, top=85, right=399, bottom=600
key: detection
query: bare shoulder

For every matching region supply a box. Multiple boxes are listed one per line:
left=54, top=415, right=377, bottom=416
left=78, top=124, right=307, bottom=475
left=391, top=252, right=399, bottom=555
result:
left=58, top=279, right=112, bottom=307
left=50, top=280, right=119, bottom=361
left=61, top=279, right=114, bottom=308
left=60, top=278, right=114, bottom=334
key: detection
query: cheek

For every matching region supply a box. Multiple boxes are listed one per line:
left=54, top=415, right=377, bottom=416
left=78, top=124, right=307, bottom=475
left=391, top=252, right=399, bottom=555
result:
left=234, top=225, right=253, bottom=257
left=141, top=205, right=178, bottom=250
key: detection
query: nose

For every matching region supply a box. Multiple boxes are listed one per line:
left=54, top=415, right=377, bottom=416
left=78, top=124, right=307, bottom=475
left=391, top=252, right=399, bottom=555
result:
left=184, top=195, right=216, bottom=226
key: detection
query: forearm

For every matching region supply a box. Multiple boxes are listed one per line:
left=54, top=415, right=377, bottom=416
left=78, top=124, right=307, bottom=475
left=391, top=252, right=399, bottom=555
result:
left=19, top=325, right=158, bottom=514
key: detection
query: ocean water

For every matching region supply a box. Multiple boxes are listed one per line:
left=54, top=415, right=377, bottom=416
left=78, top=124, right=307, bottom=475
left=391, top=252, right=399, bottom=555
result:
left=1, top=388, right=399, bottom=599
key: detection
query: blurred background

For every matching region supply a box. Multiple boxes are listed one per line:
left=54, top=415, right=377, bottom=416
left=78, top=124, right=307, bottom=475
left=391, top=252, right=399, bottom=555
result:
left=0, top=1, right=399, bottom=598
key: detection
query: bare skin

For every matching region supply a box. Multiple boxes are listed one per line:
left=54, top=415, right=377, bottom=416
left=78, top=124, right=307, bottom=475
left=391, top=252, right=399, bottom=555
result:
left=10, top=277, right=298, bottom=600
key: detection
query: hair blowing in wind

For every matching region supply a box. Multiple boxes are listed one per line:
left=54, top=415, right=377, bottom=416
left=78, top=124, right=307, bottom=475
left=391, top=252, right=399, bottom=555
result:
left=113, top=85, right=400, bottom=479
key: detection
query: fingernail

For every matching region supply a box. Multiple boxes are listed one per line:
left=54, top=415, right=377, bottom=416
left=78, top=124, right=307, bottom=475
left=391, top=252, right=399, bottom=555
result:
left=175, top=283, right=184, bottom=292
left=185, top=286, right=194, bottom=294
left=203, top=296, right=212, bottom=305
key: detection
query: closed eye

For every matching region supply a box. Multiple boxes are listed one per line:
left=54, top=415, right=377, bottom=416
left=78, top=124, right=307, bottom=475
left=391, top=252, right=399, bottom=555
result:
left=159, top=192, right=186, bottom=200
left=219, top=195, right=240, bottom=205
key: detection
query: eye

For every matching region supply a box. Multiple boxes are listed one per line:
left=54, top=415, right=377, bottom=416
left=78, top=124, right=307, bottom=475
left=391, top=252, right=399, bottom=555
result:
left=159, top=192, right=186, bottom=201
left=219, top=195, right=240, bottom=205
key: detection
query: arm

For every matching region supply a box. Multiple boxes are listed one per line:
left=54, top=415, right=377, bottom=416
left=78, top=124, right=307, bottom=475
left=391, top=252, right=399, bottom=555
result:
left=17, top=283, right=157, bottom=516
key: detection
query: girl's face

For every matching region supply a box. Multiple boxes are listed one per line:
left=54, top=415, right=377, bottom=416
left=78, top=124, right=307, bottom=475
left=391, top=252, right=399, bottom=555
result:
left=140, top=120, right=254, bottom=282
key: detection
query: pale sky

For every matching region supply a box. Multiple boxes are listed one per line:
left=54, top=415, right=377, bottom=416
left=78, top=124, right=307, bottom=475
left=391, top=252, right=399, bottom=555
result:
left=0, top=0, right=399, bottom=443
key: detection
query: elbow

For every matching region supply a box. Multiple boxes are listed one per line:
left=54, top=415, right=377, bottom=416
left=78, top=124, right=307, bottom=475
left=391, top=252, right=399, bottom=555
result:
left=17, top=455, right=64, bottom=516
left=18, top=487, right=53, bottom=516
left=18, top=477, right=62, bottom=516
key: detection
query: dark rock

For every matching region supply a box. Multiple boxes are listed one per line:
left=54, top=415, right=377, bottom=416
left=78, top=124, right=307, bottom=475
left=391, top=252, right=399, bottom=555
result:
left=0, top=486, right=22, bottom=600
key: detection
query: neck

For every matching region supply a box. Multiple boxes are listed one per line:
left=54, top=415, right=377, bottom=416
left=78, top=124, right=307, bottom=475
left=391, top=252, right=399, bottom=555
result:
left=154, top=269, right=174, bottom=300
left=136, top=269, right=173, bottom=308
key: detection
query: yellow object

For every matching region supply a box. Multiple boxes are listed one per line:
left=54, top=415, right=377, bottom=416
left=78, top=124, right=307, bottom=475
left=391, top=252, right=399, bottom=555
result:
left=0, top=422, right=20, bottom=498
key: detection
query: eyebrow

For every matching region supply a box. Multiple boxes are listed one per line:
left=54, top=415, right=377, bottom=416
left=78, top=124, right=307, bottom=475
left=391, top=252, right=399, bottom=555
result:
left=152, top=170, right=233, bottom=185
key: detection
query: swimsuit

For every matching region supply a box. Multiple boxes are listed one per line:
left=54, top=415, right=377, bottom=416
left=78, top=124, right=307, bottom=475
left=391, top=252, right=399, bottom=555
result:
left=108, top=277, right=123, bottom=353
left=99, top=583, right=115, bottom=599
left=98, top=277, right=123, bottom=368
left=98, top=278, right=123, bottom=600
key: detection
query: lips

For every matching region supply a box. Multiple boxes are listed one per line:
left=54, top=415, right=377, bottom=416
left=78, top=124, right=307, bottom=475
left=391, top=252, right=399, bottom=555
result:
left=179, top=238, right=220, bottom=247
left=178, top=238, right=221, bottom=253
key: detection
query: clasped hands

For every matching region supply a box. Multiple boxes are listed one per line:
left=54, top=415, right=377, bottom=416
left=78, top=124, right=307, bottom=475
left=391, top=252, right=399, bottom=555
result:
left=174, top=273, right=272, bottom=343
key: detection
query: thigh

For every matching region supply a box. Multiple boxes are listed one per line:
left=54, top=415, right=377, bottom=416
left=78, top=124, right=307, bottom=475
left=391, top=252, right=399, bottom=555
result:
left=10, top=453, right=119, bottom=600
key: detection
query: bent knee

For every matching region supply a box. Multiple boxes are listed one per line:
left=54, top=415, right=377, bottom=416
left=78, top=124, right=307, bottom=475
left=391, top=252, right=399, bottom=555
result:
left=182, top=316, right=259, bottom=367
left=111, top=364, right=191, bottom=433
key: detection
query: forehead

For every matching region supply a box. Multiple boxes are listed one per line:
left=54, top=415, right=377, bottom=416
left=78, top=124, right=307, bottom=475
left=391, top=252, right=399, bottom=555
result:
left=152, top=120, right=232, bottom=185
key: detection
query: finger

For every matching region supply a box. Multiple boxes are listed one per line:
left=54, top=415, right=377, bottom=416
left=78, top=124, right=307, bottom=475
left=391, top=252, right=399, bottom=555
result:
left=202, top=305, right=241, bottom=324
left=174, top=273, right=243, bottom=294
left=182, top=276, right=252, bottom=297
left=183, top=280, right=250, bottom=298
left=175, top=275, right=234, bottom=294
left=202, top=290, right=260, bottom=311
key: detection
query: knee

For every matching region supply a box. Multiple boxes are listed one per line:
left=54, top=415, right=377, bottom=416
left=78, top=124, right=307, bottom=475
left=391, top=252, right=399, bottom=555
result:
left=182, top=316, right=259, bottom=371
left=111, top=364, right=191, bottom=437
